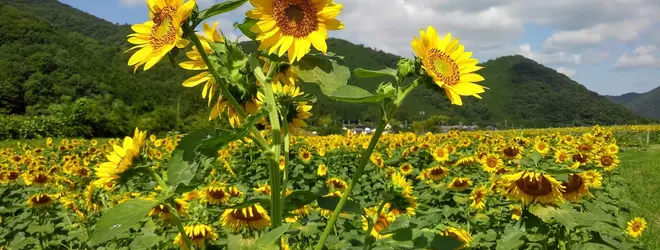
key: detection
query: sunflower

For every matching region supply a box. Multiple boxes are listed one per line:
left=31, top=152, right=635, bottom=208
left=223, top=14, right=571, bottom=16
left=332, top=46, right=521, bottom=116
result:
left=84, top=184, right=102, bottom=212
left=501, top=144, right=523, bottom=160
left=286, top=204, right=314, bottom=222
left=22, top=171, right=51, bottom=186
left=201, top=184, right=230, bottom=205
left=399, top=162, right=414, bottom=176
left=298, top=149, right=312, bottom=163
left=388, top=194, right=417, bottom=216
left=581, top=170, right=603, bottom=188
left=286, top=102, right=313, bottom=133
left=173, top=224, right=218, bottom=250
left=411, top=26, right=486, bottom=105
left=254, top=182, right=271, bottom=195
left=501, top=171, right=564, bottom=205
left=183, top=190, right=200, bottom=201
left=247, top=0, right=344, bottom=63
left=560, top=173, right=591, bottom=202
left=604, top=143, right=619, bottom=154
left=209, top=96, right=261, bottom=128
left=149, top=199, right=189, bottom=220
left=510, top=204, right=523, bottom=221
left=456, top=156, right=478, bottom=167
left=370, top=152, right=385, bottom=168
left=554, top=149, right=570, bottom=163
left=27, top=193, right=58, bottom=208
left=326, top=177, right=347, bottom=191
left=417, top=165, right=449, bottom=182
left=127, top=0, right=195, bottom=71
left=627, top=217, right=647, bottom=238
left=441, top=227, right=472, bottom=249
left=596, top=153, right=619, bottom=171
left=220, top=204, right=271, bottom=231
left=227, top=186, right=244, bottom=198
left=317, top=163, right=327, bottom=176
left=469, top=186, right=487, bottom=210
left=481, top=153, right=503, bottom=173
left=94, top=128, right=147, bottom=188
left=534, top=140, right=550, bottom=155
left=448, top=177, right=472, bottom=191
left=431, top=147, right=449, bottom=162
left=361, top=206, right=396, bottom=239
left=180, top=22, right=225, bottom=106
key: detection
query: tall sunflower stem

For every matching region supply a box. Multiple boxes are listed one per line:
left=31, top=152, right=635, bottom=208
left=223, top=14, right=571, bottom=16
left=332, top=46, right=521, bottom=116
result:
left=362, top=200, right=388, bottom=250
left=281, top=110, right=290, bottom=217
left=183, top=23, right=269, bottom=152
left=315, top=78, right=422, bottom=250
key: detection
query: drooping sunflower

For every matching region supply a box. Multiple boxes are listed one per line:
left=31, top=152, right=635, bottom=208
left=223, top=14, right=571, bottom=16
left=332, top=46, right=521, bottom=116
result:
left=127, top=0, right=196, bottom=71
left=180, top=22, right=225, bottom=106
left=149, top=199, right=189, bottom=220
left=448, top=177, right=472, bottom=191
left=27, top=193, right=58, bottom=208
left=287, top=101, right=313, bottom=133
left=361, top=206, right=396, bottom=239
left=416, top=165, right=449, bottom=182
left=173, top=224, right=218, bottom=250
left=411, top=26, right=486, bottom=105
left=326, top=177, right=347, bottom=191
left=94, top=128, right=147, bottom=188
left=201, top=184, right=230, bottom=205
left=469, top=185, right=488, bottom=210
left=560, top=173, right=591, bottom=202
left=317, top=163, right=327, bottom=176
left=510, top=204, right=523, bottom=221
left=481, top=153, right=503, bottom=173
left=399, top=162, right=414, bottom=176
left=501, top=143, right=523, bottom=160
left=501, top=171, right=564, bottom=205
left=220, top=204, right=271, bottom=231
left=209, top=95, right=261, bottom=128
left=627, top=217, right=647, bottom=238
left=388, top=194, right=418, bottom=217
left=247, top=0, right=345, bottom=63
left=441, top=227, right=472, bottom=250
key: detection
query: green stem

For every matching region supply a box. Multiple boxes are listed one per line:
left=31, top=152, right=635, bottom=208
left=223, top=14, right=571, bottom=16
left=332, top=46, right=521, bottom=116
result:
left=315, top=77, right=422, bottom=250
left=281, top=110, right=290, bottom=217
left=183, top=23, right=269, bottom=152
left=250, top=58, right=284, bottom=229
left=146, top=168, right=194, bottom=250
left=362, top=200, right=387, bottom=250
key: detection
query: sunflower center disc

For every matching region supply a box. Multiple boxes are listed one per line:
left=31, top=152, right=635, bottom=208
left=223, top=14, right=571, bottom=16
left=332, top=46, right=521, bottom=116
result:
left=516, top=176, right=553, bottom=196
left=561, top=174, right=583, bottom=193
left=150, top=7, right=177, bottom=49
left=274, top=0, right=318, bottom=38
left=427, top=49, right=460, bottom=86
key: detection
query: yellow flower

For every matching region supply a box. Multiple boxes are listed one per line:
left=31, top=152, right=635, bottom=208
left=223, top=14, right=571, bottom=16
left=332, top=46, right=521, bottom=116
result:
left=94, top=128, right=147, bottom=188
left=287, top=102, right=313, bottom=133
left=27, top=193, right=58, bottom=208
left=370, top=152, right=385, bottom=168
left=469, top=185, right=487, bottom=210
left=431, top=147, right=449, bottom=162
left=501, top=144, right=523, bottom=160
left=298, top=149, right=312, bottom=163
left=627, top=217, right=647, bottom=238
left=560, top=173, right=591, bottom=202
left=440, top=227, right=472, bottom=249
left=448, top=177, right=472, bottom=191
left=501, top=171, right=564, bottom=205
left=180, top=22, right=225, bottom=106
left=220, top=204, right=271, bottom=231
left=227, top=186, right=244, bottom=198
left=411, top=26, right=486, bottom=105
left=596, top=153, right=619, bottom=171
left=554, top=149, right=570, bottom=163
left=127, top=0, right=195, bottom=71
left=201, top=184, right=230, bottom=205
left=399, top=162, right=414, bottom=176
left=326, top=177, right=347, bottom=191
left=510, top=204, right=522, bottom=221
left=390, top=172, right=413, bottom=196
left=209, top=96, right=261, bottom=128
left=22, top=171, right=51, bottom=186
left=581, top=170, right=603, bottom=188
left=247, top=0, right=344, bottom=63
left=361, top=206, right=396, bottom=239
left=149, top=199, right=189, bottom=220
left=173, top=224, right=218, bottom=250
left=534, top=140, right=550, bottom=155
left=317, top=163, right=327, bottom=176
left=417, top=165, right=449, bottom=182
left=481, top=153, right=503, bottom=173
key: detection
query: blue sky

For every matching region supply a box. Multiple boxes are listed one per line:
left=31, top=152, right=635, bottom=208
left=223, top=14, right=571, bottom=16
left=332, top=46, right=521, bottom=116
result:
left=60, top=0, right=660, bottom=96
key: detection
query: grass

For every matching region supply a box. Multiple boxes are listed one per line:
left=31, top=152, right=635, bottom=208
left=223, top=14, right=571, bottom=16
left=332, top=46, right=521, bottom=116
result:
left=619, top=146, right=660, bottom=248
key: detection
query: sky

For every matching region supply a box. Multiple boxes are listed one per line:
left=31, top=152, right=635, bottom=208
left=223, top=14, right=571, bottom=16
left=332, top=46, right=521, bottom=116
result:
left=59, top=0, right=660, bottom=96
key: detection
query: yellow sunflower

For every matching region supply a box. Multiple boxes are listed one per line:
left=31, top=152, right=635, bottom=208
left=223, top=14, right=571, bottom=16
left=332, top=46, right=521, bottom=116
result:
left=173, top=224, right=218, bottom=250
left=317, top=163, right=327, bottom=176
left=220, top=204, right=271, bottom=231
left=431, top=147, right=450, bottom=162
left=326, top=177, right=347, bottom=191
left=441, top=227, right=472, bottom=250
left=361, top=206, right=396, bottom=239
left=501, top=171, right=564, bottom=205
left=201, top=184, right=230, bottom=205
left=370, top=152, right=385, bottom=168
left=448, top=177, right=472, bottom=191
left=411, top=26, right=486, bottom=105
left=560, top=173, right=591, bottom=202
left=469, top=185, right=487, bottom=210
left=149, top=199, right=189, bottom=220
left=581, top=170, right=603, bottom=188
left=227, top=186, right=244, bottom=198
left=554, top=149, right=570, bottom=163
left=416, top=165, right=449, bottom=182
left=180, top=22, right=225, bottom=106
left=22, top=171, right=51, bottom=186
left=298, top=149, right=312, bottom=163
left=388, top=195, right=418, bottom=217
left=127, top=0, right=195, bottom=71
left=287, top=101, right=313, bottom=133
left=534, top=140, right=550, bottom=155
left=209, top=95, right=261, bottom=128
left=247, top=0, right=345, bottom=63
left=627, top=217, right=647, bottom=238
left=94, top=128, right=147, bottom=188
left=481, top=153, right=503, bottom=173
left=596, top=153, right=619, bottom=171
left=27, top=193, right=58, bottom=208
left=510, top=204, right=523, bottom=221
left=254, top=182, right=272, bottom=195
left=501, top=144, right=523, bottom=160
left=399, top=162, right=414, bottom=176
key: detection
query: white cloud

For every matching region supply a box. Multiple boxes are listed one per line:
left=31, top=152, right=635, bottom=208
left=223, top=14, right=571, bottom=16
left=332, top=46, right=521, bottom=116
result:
left=517, top=43, right=581, bottom=65
left=119, top=0, right=142, bottom=7
left=614, top=45, right=660, bottom=69
left=543, top=18, right=654, bottom=50
left=556, top=67, right=576, bottom=77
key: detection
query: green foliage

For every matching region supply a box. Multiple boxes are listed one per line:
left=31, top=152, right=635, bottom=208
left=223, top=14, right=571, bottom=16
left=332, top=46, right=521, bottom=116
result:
left=608, top=86, right=660, bottom=120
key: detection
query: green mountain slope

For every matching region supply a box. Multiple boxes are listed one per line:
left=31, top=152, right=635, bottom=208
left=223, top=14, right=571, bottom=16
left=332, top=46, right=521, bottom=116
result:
left=621, top=87, right=660, bottom=120
left=0, top=0, right=649, bottom=139
left=605, top=92, right=643, bottom=106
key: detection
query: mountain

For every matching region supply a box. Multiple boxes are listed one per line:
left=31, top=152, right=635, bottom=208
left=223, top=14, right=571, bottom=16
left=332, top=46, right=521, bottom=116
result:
left=0, top=0, right=649, bottom=139
left=607, top=87, right=660, bottom=120
left=605, top=92, right=643, bottom=105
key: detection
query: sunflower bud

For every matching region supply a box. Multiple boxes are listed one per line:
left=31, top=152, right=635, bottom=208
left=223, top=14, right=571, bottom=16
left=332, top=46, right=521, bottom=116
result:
left=396, top=58, right=415, bottom=77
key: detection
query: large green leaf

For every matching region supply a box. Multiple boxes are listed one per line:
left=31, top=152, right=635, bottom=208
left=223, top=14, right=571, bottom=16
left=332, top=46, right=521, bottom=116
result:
left=294, top=55, right=351, bottom=98
left=166, top=150, right=198, bottom=189
left=328, top=85, right=390, bottom=103
left=317, top=196, right=362, bottom=215
left=90, top=199, right=158, bottom=245
left=234, top=18, right=258, bottom=40
left=529, top=204, right=577, bottom=229
left=199, top=0, right=247, bottom=22
left=284, top=191, right=318, bottom=211
left=176, top=129, right=215, bottom=163
left=197, top=128, right=252, bottom=159
left=354, top=68, right=397, bottom=79
left=255, top=224, right=291, bottom=246
left=428, top=235, right=465, bottom=250
left=495, top=226, right=526, bottom=250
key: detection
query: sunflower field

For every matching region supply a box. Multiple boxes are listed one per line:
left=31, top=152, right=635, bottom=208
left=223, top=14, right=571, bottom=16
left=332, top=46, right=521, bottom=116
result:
left=0, top=125, right=656, bottom=249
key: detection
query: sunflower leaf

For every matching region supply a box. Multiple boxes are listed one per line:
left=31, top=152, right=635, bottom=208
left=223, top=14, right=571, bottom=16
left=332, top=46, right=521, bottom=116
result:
left=317, top=196, right=362, bottom=215
left=90, top=199, right=158, bottom=245
left=199, top=0, right=248, bottom=22
left=284, top=191, right=318, bottom=212
left=328, top=85, right=390, bottom=103
left=427, top=235, right=465, bottom=250
left=255, top=224, right=291, bottom=247
left=234, top=18, right=258, bottom=40
left=354, top=68, right=397, bottom=80
left=294, top=54, right=352, bottom=100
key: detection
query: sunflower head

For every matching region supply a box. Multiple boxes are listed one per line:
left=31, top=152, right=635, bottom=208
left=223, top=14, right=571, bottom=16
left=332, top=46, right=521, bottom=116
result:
left=326, top=177, right=347, bottom=191
left=174, top=224, right=218, bottom=250
left=441, top=227, right=472, bottom=249
left=220, top=204, right=272, bottom=231
left=501, top=171, right=564, bottom=205
left=317, top=163, right=328, bottom=176
left=627, top=217, right=647, bottom=238
left=469, top=185, right=488, bottom=210
left=27, top=193, right=58, bottom=208
left=509, top=204, right=523, bottom=221
left=560, top=173, right=591, bottom=202
left=361, top=205, right=396, bottom=239
left=399, top=162, right=414, bottom=175
left=448, top=177, right=473, bottom=191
